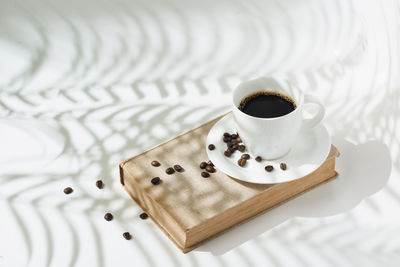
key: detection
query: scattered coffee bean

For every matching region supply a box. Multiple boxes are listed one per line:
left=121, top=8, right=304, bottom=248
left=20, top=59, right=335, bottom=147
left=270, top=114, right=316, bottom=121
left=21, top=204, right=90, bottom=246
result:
left=265, top=165, right=274, bottom=172
left=241, top=153, right=250, bottom=160
left=238, top=145, right=246, bottom=152
left=165, top=167, right=175, bottom=175
left=151, top=160, right=161, bottom=167
left=231, top=139, right=238, bottom=145
left=151, top=177, right=161, bottom=185
left=233, top=143, right=239, bottom=149
left=223, top=136, right=231, bottom=143
left=208, top=144, right=216, bottom=150
left=201, top=171, right=210, bottom=178
left=63, top=187, right=73, bottom=194
left=237, top=158, right=247, bottom=167
left=205, top=165, right=216, bottom=173
left=227, top=142, right=234, bottom=148
left=231, top=134, right=238, bottom=139
left=223, top=132, right=231, bottom=137
left=200, top=162, right=207, bottom=169
left=207, top=160, right=214, bottom=166
left=139, top=212, right=148, bottom=219
left=224, top=150, right=232, bottom=157
left=104, top=212, right=113, bottom=221
left=173, top=164, right=184, bottom=172
left=123, top=232, right=132, bottom=240
left=280, top=163, right=287, bottom=170
left=96, top=180, right=104, bottom=189
left=255, top=156, right=262, bottom=162
left=236, top=137, right=242, bottom=143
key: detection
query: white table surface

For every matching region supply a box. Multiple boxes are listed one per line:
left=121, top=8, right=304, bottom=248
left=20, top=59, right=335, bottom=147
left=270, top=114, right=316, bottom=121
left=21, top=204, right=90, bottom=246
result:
left=1, top=0, right=399, bottom=266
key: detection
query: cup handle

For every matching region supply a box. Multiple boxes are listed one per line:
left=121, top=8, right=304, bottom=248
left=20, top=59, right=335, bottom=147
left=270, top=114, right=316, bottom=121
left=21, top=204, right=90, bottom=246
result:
left=302, top=94, right=325, bottom=129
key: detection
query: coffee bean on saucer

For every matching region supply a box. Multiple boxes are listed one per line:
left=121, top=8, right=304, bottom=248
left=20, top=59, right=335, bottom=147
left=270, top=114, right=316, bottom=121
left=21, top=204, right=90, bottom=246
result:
left=237, top=158, right=247, bottom=167
left=205, top=165, right=215, bottom=173
left=280, top=163, right=287, bottom=170
left=151, top=177, right=161, bottom=185
left=207, top=160, right=214, bottom=166
left=200, top=162, right=207, bottom=169
left=151, top=160, right=160, bottom=167
left=241, top=153, right=250, bottom=160
left=123, top=232, right=132, bottom=240
left=255, top=156, right=262, bottom=162
left=174, top=164, right=184, bottom=172
left=96, top=180, right=104, bottom=189
left=231, top=134, right=238, bottom=139
left=265, top=165, right=274, bottom=172
left=104, top=212, right=113, bottom=221
left=165, top=167, right=175, bottom=175
left=228, top=142, right=234, bottom=148
left=63, top=187, right=73, bottom=194
left=231, top=139, right=238, bottom=145
left=236, top=137, right=242, bottom=143
left=238, top=145, right=246, bottom=152
left=223, top=132, right=231, bottom=137
left=233, top=143, right=239, bottom=149
left=140, top=212, right=148, bottom=219
left=223, top=136, right=231, bottom=143
left=228, top=147, right=235, bottom=153
left=208, top=144, right=216, bottom=150
left=224, top=150, right=232, bottom=157
left=201, top=172, right=210, bottom=178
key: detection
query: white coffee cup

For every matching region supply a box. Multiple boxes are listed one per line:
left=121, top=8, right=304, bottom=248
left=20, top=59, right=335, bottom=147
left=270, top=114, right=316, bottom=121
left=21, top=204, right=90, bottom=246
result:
left=232, top=77, right=325, bottom=159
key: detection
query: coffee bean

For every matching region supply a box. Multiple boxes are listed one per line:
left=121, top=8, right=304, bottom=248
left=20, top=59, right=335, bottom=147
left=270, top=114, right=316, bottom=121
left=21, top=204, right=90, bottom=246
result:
left=231, top=134, right=238, bottom=139
left=223, top=136, right=231, bottom=143
left=165, top=167, right=175, bottom=175
left=223, top=132, right=231, bottom=137
left=236, top=137, right=242, bottom=143
left=237, top=158, right=247, bottom=167
left=265, top=165, right=274, bottom=172
left=241, top=153, right=250, bottom=160
left=224, top=150, right=232, bottom=157
left=205, top=165, right=216, bottom=173
left=96, top=180, right=104, bottom=189
left=228, top=142, right=234, bottom=148
left=228, top=147, right=236, bottom=153
left=151, top=177, right=161, bottom=185
left=208, top=144, right=216, bottom=150
left=63, top=187, right=73, bottom=194
left=123, top=232, right=132, bottom=240
left=207, top=160, right=214, bottom=166
left=173, top=164, right=184, bottom=172
left=280, top=163, right=287, bottom=170
left=151, top=160, right=160, bottom=167
left=238, top=145, right=246, bottom=152
left=255, top=156, right=262, bottom=162
left=233, top=143, right=239, bottom=149
left=139, top=212, right=148, bottom=219
left=200, top=162, right=207, bottom=169
left=201, top=172, right=210, bottom=178
left=231, top=139, right=238, bottom=145
left=104, top=212, right=113, bottom=221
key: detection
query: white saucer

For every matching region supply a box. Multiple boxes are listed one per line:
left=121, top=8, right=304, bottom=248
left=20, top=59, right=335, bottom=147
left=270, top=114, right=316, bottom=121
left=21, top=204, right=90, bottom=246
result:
left=206, top=114, right=331, bottom=184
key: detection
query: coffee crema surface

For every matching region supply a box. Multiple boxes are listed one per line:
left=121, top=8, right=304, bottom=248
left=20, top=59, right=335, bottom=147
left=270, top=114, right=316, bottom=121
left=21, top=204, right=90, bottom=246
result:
left=238, top=91, right=296, bottom=118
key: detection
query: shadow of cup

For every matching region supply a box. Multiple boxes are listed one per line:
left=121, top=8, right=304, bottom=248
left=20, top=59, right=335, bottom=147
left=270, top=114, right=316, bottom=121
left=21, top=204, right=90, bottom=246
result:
left=196, top=136, right=391, bottom=255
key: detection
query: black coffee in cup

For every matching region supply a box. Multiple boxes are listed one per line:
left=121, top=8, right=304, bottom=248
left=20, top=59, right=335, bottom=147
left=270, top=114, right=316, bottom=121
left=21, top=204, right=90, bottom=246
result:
left=238, top=91, right=296, bottom=118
